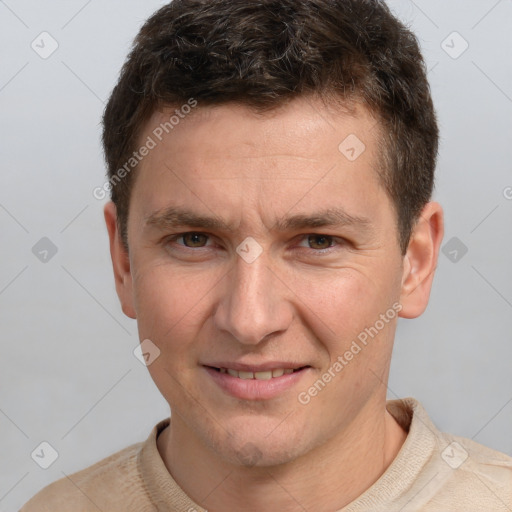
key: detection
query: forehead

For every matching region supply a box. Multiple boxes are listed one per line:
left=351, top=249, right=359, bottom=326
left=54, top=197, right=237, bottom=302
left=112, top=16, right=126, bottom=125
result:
left=145, top=97, right=378, bottom=155
left=130, top=96, right=392, bottom=235
left=137, top=97, right=382, bottom=181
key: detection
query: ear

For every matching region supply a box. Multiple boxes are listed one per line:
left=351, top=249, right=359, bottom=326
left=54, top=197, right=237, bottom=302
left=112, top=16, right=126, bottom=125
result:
left=399, top=201, right=444, bottom=319
left=104, top=201, right=136, bottom=319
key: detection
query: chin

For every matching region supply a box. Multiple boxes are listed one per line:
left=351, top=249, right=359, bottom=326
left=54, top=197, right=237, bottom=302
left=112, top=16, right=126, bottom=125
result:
left=211, top=421, right=308, bottom=468
left=229, top=441, right=301, bottom=468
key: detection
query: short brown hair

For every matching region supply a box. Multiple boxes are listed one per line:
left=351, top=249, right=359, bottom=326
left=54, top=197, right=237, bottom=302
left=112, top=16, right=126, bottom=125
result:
left=102, top=0, right=438, bottom=255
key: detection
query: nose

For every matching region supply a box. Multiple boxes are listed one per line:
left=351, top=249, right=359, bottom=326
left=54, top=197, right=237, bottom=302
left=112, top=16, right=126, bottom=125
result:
left=213, top=251, right=293, bottom=345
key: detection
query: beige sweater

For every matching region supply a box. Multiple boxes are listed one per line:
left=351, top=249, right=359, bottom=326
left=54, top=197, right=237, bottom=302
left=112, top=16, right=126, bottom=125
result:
left=20, top=398, right=512, bottom=511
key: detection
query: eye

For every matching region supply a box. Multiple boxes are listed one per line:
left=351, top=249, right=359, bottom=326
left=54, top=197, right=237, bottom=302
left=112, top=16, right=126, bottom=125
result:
left=297, top=234, right=342, bottom=251
left=165, top=232, right=345, bottom=253
left=171, top=232, right=212, bottom=248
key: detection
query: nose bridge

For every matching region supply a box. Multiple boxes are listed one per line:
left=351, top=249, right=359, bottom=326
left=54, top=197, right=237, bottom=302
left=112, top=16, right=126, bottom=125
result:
left=214, top=251, right=291, bottom=345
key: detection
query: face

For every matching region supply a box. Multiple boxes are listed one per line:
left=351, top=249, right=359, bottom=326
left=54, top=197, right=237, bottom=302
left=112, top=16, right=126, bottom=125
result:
left=107, top=96, right=433, bottom=467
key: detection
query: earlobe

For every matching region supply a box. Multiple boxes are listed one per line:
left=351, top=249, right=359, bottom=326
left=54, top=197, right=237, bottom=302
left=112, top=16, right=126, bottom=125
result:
left=398, top=202, right=444, bottom=319
left=104, top=201, right=137, bottom=319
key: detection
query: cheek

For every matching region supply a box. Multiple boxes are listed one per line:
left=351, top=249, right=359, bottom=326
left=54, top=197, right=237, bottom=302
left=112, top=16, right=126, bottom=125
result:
left=131, top=264, right=211, bottom=346
left=132, top=266, right=210, bottom=399
left=289, top=266, right=398, bottom=356
left=290, top=268, right=376, bottom=327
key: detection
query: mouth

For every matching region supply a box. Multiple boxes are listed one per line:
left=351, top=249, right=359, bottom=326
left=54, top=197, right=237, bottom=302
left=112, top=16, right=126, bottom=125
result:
left=203, top=364, right=312, bottom=400
left=207, top=365, right=310, bottom=380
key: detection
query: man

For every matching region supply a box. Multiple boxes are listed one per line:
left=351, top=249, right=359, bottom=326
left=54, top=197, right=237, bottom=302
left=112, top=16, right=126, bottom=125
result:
left=21, top=0, right=512, bottom=510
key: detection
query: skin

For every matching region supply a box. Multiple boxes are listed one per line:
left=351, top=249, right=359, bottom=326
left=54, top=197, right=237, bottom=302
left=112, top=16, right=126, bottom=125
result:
left=104, top=96, right=444, bottom=511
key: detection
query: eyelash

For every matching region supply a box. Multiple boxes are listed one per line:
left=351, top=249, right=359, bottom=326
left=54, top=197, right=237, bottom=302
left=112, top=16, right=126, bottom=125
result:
left=164, top=232, right=346, bottom=254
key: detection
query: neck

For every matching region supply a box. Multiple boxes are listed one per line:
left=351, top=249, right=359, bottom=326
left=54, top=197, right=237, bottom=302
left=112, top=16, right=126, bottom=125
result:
left=157, top=400, right=408, bottom=511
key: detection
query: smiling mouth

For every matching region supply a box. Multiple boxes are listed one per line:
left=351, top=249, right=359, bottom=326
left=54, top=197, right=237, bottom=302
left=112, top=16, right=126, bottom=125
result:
left=207, top=366, right=310, bottom=380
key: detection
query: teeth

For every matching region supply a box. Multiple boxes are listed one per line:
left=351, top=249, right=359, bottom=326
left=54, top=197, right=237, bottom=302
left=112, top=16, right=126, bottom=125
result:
left=219, top=367, right=302, bottom=379
left=254, top=371, right=272, bottom=380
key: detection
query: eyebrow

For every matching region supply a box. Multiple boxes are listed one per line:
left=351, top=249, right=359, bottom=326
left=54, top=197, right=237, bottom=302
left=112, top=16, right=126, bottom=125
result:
left=144, top=206, right=374, bottom=234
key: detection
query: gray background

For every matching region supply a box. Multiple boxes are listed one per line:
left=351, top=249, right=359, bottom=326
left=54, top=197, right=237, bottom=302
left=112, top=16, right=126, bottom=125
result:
left=1, top=0, right=511, bottom=509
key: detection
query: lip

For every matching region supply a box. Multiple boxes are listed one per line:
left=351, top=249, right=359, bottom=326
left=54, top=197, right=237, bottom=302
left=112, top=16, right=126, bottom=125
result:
left=203, top=364, right=311, bottom=400
left=203, top=361, right=306, bottom=372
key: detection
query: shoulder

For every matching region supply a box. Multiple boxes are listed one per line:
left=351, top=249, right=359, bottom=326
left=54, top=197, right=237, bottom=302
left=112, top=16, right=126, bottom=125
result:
left=438, top=430, right=512, bottom=482
left=20, top=441, right=151, bottom=512
left=405, top=398, right=512, bottom=510
left=385, top=398, right=512, bottom=510
left=425, top=431, right=512, bottom=511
